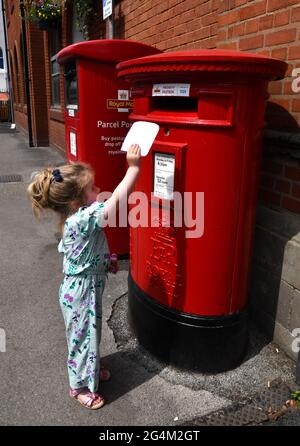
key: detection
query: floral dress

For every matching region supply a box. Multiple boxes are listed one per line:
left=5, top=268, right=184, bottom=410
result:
left=58, top=201, right=110, bottom=393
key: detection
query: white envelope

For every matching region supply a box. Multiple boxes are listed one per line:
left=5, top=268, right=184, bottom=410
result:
left=121, top=121, right=160, bottom=157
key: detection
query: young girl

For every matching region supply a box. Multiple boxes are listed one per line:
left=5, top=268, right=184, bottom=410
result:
left=27, top=144, right=141, bottom=410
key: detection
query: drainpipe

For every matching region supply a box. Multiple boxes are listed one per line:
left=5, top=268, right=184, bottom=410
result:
left=1, top=0, right=14, bottom=123
left=19, top=0, right=34, bottom=147
left=296, top=350, right=300, bottom=386
left=108, top=0, right=114, bottom=39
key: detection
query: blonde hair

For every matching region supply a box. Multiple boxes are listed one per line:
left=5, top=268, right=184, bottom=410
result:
left=27, top=163, right=94, bottom=225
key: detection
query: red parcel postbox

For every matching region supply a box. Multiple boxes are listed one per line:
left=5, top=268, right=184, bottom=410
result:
left=57, top=40, right=160, bottom=256
left=117, top=50, right=287, bottom=371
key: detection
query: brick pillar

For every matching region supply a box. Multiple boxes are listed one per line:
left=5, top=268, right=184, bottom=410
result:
left=26, top=22, right=49, bottom=146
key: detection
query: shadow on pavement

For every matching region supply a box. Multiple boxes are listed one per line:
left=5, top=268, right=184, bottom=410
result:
left=99, top=350, right=160, bottom=404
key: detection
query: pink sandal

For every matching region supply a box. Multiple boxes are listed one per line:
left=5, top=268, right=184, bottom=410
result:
left=69, top=388, right=105, bottom=410
left=99, top=366, right=111, bottom=382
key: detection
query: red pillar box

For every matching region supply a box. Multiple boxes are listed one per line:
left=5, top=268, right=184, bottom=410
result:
left=57, top=40, right=160, bottom=257
left=117, top=50, right=287, bottom=371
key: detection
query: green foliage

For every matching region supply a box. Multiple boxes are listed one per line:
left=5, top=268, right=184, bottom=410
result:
left=291, top=389, right=300, bottom=405
left=74, top=0, right=96, bottom=40
left=26, top=0, right=65, bottom=22
left=26, top=0, right=96, bottom=39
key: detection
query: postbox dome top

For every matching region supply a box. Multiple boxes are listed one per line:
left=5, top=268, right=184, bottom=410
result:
left=57, top=39, right=161, bottom=65
left=117, top=49, right=287, bottom=81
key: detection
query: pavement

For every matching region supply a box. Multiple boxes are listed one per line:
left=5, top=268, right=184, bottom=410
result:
left=0, top=123, right=299, bottom=426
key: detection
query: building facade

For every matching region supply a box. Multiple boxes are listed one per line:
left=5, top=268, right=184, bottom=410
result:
left=0, top=4, right=8, bottom=93
left=0, top=0, right=9, bottom=121
left=4, top=0, right=300, bottom=361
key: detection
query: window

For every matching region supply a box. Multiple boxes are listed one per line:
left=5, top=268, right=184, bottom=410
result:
left=48, top=28, right=62, bottom=107
left=0, top=48, right=4, bottom=69
left=64, top=62, right=78, bottom=108
left=50, top=56, right=61, bottom=107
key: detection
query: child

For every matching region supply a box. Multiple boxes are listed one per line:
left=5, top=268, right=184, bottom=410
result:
left=27, top=144, right=141, bottom=410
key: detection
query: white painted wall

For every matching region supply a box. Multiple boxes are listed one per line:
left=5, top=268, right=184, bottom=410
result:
left=0, top=5, right=8, bottom=93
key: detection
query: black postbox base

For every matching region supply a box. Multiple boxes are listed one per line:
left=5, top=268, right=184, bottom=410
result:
left=128, top=273, right=248, bottom=373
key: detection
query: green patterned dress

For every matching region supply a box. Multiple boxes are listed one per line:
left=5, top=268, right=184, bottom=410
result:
left=58, top=201, right=110, bottom=392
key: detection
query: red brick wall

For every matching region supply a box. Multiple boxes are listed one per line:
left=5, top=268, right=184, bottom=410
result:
left=48, top=120, right=65, bottom=151
left=14, top=108, right=27, bottom=132
left=119, top=0, right=218, bottom=51
left=217, top=0, right=300, bottom=129
left=260, top=155, right=300, bottom=214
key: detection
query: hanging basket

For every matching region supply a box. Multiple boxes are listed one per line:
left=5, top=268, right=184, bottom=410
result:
left=37, top=17, right=60, bottom=30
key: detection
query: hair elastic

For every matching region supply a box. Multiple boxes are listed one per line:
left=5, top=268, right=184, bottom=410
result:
left=52, top=168, right=63, bottom=183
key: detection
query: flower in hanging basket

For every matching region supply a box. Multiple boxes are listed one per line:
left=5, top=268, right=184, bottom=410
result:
left=26, top=0, right=65, bottom=24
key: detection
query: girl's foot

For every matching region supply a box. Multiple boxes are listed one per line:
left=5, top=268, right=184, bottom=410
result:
left=69, top=387, right=105, bottom=410
left=99, top=366, right=111, bottom=382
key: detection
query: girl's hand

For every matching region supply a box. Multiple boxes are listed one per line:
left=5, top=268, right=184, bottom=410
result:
left=127, top=144, right=141, bottom=168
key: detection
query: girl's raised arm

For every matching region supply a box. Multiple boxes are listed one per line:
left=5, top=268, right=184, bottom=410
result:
left=102, top=144, right=141, bottom=220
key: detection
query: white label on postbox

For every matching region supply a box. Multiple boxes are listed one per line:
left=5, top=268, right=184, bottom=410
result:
left=153, top=153, right=175, bottom=200
left=152, top=83, right=190, bottom=97
left=70, top=131, right=77, bottom=157
left=68, top=109, right=75, bottom=117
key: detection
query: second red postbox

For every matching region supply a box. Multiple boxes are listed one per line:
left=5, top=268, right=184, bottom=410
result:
left=57, top=40, right=160, bottom=256
left=118, top=50, right=287, bottom=372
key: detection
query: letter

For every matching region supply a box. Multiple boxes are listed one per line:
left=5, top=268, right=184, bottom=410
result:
left=97, top=191, right=115, bottom=228
left=166, top=432, right=177, bottom=441
left=291, top=328, right=300, bottom=353
left=118, top=189, right=129, bottom=228
left=128, top=192, right=148, bottom=228
left=0, top=328, right=5, bottom=352
left=173, top=191, right=183, bottom=228
left=184, top=192, right=204, bottom=239
left=151, top=431, right=159, bottom=441
left=97, top=121, right=103, bottom=128
left=184, top=432, right=193, bottom=440
left=292, top=68, right=300, bottom=93
left=194, top=431, right=201, bottom=440
left=126, top=433, right=134, bottom=444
